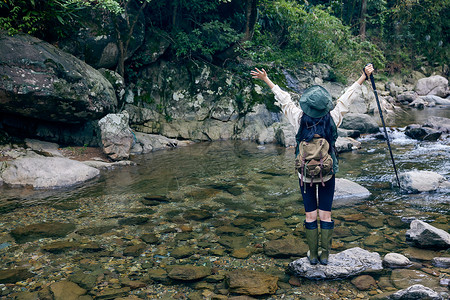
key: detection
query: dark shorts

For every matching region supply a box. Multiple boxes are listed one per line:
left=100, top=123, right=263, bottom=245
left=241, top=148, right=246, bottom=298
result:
left=300, top=175, right=335, bottom=212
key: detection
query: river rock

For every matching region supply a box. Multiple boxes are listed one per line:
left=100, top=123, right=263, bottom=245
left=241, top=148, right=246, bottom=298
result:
left=264, top=238, right=307, bottom=257
left=404, top=125, right=442, bottom=141
left=226, top=270, right=278, bottom=295
left=424, top=116, right=450, bottom=133
left=0, top=268, right=33, bottom=284
left=390, top=269, right=440, bottom=290
left=82, top=160, right=136, bottom=170
left=351, top=275, right=377, bottom=291
left=0, top=32, right=117, bottom=123
left=389, top=284, right=443, bottom=300
left=383, top=253, right=411, bottom=268
left=123, top=243, right=147, bottom=256
left=333, top=178, right=371, bottom=208
left=406, top=220, right=450, bottom=249
left=49, top=281, right=87, bottom=300
left=10, top=222, right=76, bottom=243
left=421, top=95, right=450, bottom=106
left=337, top=128, right=360, bottom=138
left=1, top=157, right=99, bottom=189
left=171, top=246, right=195, bottom=259
left=398, top=170, right=450, bottom=193
left=335, top=136, right=361, bottom=153
left=340, top=113, right=379, bottom=133
left=130, top=132, right=178, bottom=154
left=397, top=92, right=418, bottom=104
left=288, top=247, right=382, bottom=280
left=432, top=257, right=450, bottom=268
left=415, top=75, right=449, bottom=98
left=25, top=139, right=63, bottom=157
left=167, top=265, right=211, bottom=281
left=98, top=112, right=134, bottom=161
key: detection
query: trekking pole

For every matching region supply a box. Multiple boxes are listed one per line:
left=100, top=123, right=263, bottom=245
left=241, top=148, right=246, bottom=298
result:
left=365, top=67, right=401, bottom=189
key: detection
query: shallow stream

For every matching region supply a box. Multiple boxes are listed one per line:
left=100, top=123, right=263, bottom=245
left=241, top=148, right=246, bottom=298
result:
left=0, top=106, right=449, bottom=299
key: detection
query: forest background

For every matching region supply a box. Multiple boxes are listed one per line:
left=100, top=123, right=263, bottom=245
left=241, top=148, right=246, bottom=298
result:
left=0, top=0, right=448, bottom=85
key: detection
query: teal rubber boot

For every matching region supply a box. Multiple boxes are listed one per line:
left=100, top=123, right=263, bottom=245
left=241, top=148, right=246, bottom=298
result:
left=304, top=220, right=319, bottom=265
left=319, top=220, right=334, bottom=265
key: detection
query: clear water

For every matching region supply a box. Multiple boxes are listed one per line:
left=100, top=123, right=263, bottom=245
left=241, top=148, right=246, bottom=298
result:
left=0, top=106, right=449, bottom=298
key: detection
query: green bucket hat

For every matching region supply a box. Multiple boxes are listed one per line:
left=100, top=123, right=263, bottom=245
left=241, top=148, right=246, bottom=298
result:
left=299, top=85, right=333, bottom=118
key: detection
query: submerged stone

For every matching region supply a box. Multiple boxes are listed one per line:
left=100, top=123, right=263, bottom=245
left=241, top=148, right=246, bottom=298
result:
left=183, top=209, right=213, bottom=221
left=167, top=265, right=211, bottom=281
left=118, top=216, right=149, bottom=226
left=10, top=222, right=76, bottom=243
left=50, top=281, right=87, bottom=300
left=390, top=269, right=440, bottom=290
left=288, top=247, right=382, bottom=280
left=264, top=238, right=307, bottom=258
left=170, top=246, right=195, bottom=259
left=0, top=268, right=33, bottom=284
left=351, top=275, right=377, bottom=291
left=227, top=269, right=278, bottom=295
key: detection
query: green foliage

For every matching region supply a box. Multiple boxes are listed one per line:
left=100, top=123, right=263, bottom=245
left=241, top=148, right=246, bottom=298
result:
left=173, top=21, right=241, bottom=60
left=244, top=0, right=385, bottom=75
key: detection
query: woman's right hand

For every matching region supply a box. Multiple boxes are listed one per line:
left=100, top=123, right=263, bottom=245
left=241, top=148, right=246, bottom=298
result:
left=251, top=68, right=268, bottom=81
left=364, top=64, right=374, bottom=78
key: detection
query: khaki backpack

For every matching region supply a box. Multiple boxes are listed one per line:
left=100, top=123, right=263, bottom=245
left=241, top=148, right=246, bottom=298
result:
left=295, top=136, right=333, bottom=186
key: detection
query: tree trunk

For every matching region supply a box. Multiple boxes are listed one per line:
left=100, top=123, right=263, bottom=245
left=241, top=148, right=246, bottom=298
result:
left=359, top=0, right=367, bottom=39
left=243, top=0, right=257, bottom=42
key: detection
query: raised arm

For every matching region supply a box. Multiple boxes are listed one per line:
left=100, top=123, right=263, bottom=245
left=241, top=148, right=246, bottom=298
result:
left=330, top=64, right=374, bottom=127
left=250, top=68, right=275, bottom=89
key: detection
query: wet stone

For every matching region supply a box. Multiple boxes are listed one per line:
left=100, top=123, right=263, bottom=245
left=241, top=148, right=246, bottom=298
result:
left=360, top=217, right=385, bottom=228
left=123, top=243, right=146, bottom=256
left=350, top=224, right=369, bottom=236
left=227, top=269, right=278, bottom=296
left=142, top=195, right=169, bottom=205
left=183, top=209, right=213, bottom=221
left=193, top=281, right=215, bottom=290
left=216, top=225, right=244, bottom=235
left=383, top=253, right=411, bottom=268
left=167, top=265, right=211, bottom=281
left=0, top=268, right=33, bottom=284
left=342, top=213, right=365, bottom=222
left=363, top=235, right=386, bottom=247
left=218, top=236, right=250, bottom=249
left=77, top=225, right=116, bottom=236
left=390, top=269, right=440, bottom=289
left=386, top=217, right=409, bottom=229
left=140, top=233, right=159, bottom=244
left=52, top=201, right=81, bottom=211
left=351, top=275, right=377, bottom=291
left=148, top=268, right=170, bottom=284
left=41, top=241, right=78, bottom=253
left=231, top=248, right=253, bottom=259
left=261, top=219, right=286, bottom=230
left=69, top=271, right=97, bottom=290
left=118, top=216, right=149, bottom=226
left=432, top=257, right=450, bottom=268
left=50, top=280, right=87, bottom=300
left=205, top=274, right=225, bottom=283
left=333, top=226, right=352, bottom=238
left=232, top=218, right=256, bottom=229
left=10, top=222, right=76, bottom=243
left=403, top=247, right=441, bottom=261
left=171, top=246, right=195, bottom=258
left=264, top=238, right=307, bottom=258
left=93, top=287, right=131, bottom=299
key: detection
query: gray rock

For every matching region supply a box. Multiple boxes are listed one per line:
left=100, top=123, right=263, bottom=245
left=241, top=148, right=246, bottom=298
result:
left=335, top=137, right=361, bottom=153
left=341, top=113, right=379, bottom=133
left=1, top=157, right=99, bottom=189
left=333, top=179, right=371, bottom=208
left=383, top=253, right=411, bottom=268
left=421, top=95, right=450, bottom=106
left=337, top=128, right=360, bottom=138
left=0, top=33, right=117, bottom=123
left=99, top=69, right=125, bottom=103
left=10, top=222, right=76, bottom=243
left=398, top=171, right=450, bottom=193
left=409, top=97, right=427, bottom=108
left=131, top=132, right=178, bottom=154
left=397, top=92, right=418, bottom=104
left=98, top=112, right=134, bottom=161
left=404, top=125, right=442, bottom=141
left=406, top=220, right=450, bottom=249
left=415, top=75, right=449, bottom=97
left=389, top=284, right=443, bottom=300
left=424, top=116, right=450, bottom=133
left=25, top=138, right=63, bottom=157
left=288, top=247, right=382, bottom=280
left=432, top=257, right=450, bottom=268
left=82, top=160, right=136, bottom=170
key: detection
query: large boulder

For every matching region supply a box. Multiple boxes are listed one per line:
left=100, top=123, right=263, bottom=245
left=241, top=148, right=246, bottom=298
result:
left=424, top=116, right=450, bottom=133
left=288, top=247, right=382, bottom=280
left=398, top=170, right=450, bottom=193
left=333, top=178, right=371, bottom=208
left=415, top=75, right=449, bottom=97
left=1, top=157, right=99, bottom=189
left=340, top=113, right=379, bottom=134
left=130, top=132, right=178, bottom=155
left=404, top=124, right=442, bottom=141
left=405, top=220, right=450, bottom=249
left=98, top=112, right=134, bottom=161
left=0, top=32, right=117, bottom=123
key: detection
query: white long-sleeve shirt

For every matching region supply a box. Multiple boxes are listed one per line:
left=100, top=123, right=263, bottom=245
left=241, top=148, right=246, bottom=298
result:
left=271, top=82, right=362, bottom=182
left=271, top=82, right=361, bottom=132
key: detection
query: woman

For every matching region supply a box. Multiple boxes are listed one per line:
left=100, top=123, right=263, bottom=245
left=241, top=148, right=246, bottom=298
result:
left=251, top=64, right=374, bottom=265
